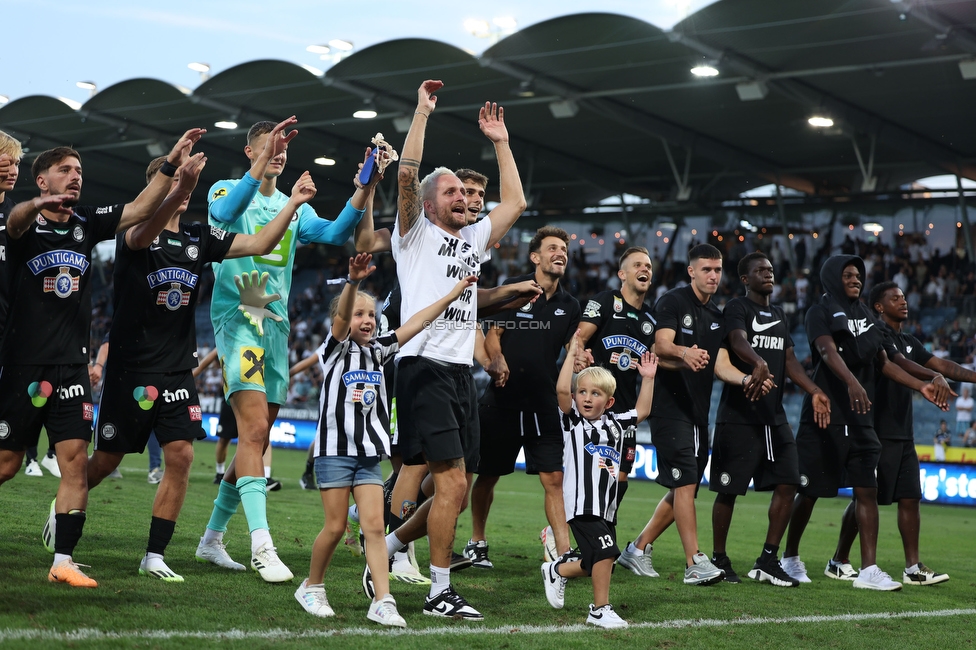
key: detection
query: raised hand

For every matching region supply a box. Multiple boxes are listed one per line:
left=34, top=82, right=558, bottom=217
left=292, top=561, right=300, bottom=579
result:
left=176, top=153, right=207, bottom=195
left=637, top=351, right=659, bottom=380
left=417, top=80, right=443, bottom=116
left=478, top=102, right=509, bottom=144
left=450, top=275, right=478, bottom=300
left=348, top=252, right=375, bottom=283
left=0, top=154, right=10, bottom=183
left=264, top=116, right=299, bottom=160
left=33, top=193, right=75, bottom=216
left=167, top=128, right=207, bottom=166
left=290, top=171, right=317, bottom=205
left=235, top=271, right=283, bottom=336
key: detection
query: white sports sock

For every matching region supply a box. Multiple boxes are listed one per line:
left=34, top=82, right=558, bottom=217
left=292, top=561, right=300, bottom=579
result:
left=264, top=466, right=272, bottom=479
left=202, top=528, right=223, bottom=545
left=146, top=552, right=164, bottom=562
left=906, top=563, right=920, bottom=574
left=216, top=462, right=225, bottom=474
left=429, top=564, right=450, bottom=597
left=53, top=553, right=71, bottom=565
left=392, top=550, right=409, bottom=564
left=386, top=531, right=406, bottom=557
left=251, top=528, right=273, bottom=554
left=627, top=542, right=640, bottom=554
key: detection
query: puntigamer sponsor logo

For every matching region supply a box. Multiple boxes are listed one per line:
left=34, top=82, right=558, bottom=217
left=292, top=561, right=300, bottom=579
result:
left=27, top=250, right=89, bottom=275
left=147, top=267, right=199, bottom=289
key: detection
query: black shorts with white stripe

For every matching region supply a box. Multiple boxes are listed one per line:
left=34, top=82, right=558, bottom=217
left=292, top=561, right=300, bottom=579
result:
left=709, top=422, right=799, bottom=495
left=650, top=417, right=708, bottom=492
left=876, top=438, right=922, bottom=506
left=796, top=421, right=881, bottom=497
left=476, top=405, right=562, bottom=476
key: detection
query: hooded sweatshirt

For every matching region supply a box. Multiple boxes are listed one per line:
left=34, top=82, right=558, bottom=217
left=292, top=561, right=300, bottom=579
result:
left=800, top=255, right=886, bottom=428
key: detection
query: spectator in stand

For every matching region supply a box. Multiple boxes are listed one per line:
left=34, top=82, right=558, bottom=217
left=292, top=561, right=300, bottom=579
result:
left=962, top=424, right=976, bottom=448
left=933, top=421, right=951, bottom=462
left=954, top=387, right=973, bottom=437
left=948, top=321, right=967, bottom=361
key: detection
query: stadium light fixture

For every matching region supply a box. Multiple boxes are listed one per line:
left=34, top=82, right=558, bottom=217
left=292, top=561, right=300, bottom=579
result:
left=808, top=116, right=834, bottom=128
left=329, top=39, right=354, bottom=51
left=314, top=156, right=336, bottom=166
left=862, top=222, right=884, bottom=235
left=300, top=64, right=324, bottom=77
left=735, top=80, right=768, bottom=101
left=214, top=120, right=238, bottom=129
left=512, top=80, right=536, bottom=98
left=691, top=63, right=719, bottom=77
left=353, top=110, right=377, bottom=119
left=548, top=99, right=578, bottom=119
left=464, top=18, right=492, bottom=37
left=188, top=62, right=211, bottom=82
left=0, top=94, right=8, bottom=104
left=306, top=44, right=331, bottom=55
left=57, top=96, right=82, bottom=110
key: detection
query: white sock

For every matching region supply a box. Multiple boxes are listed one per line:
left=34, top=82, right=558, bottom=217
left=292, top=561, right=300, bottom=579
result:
left=392, top=550, right=409, bottom=564
left=348, top=504, right=359, bottom=523
left=627, top=542, right=640, bottom=554
left=54, top=553, right=71, bottom=565
left=202, top=528, right=223, bottom=545
left=145, top=552, right=164, bottom=563
left=429, top=564, right=450, bottom=597
left=906, top=563, right=920, bottom=574
left=251, top=528, right=273, bottom=554
left=216, top=462, right=225, bottom=474
left=386, top=531, right=406, bottom=557
left=264, top=466, right=272, bottom=479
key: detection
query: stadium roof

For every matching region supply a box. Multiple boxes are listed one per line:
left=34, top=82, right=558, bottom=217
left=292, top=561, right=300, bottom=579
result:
left=2, top=0, right=976, bottom=224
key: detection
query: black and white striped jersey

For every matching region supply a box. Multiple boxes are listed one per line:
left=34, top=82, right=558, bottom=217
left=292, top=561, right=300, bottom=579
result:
left=314, top=331, right=399, bottom=458
left=561, top=402, right=637, bottom=522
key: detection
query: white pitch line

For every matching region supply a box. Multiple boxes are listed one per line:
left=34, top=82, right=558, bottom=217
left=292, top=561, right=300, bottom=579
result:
left=1, top=608, right=973, bottom=642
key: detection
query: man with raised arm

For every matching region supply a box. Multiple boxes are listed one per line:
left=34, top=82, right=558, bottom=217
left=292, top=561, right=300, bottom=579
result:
left=193, top=118, right=375, bottom=583
left=367, top=80, right=525, bottom=620
left=0, top=129, right=204, bottom=587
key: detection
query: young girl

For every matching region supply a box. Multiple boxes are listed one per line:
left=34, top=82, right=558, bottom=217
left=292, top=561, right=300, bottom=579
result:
left=294, top=252, right=475, bottom=627
left=543, top=329, right=657, bottom=629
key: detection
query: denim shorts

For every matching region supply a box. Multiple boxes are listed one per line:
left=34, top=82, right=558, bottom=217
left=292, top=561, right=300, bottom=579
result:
left=314, top=456, right=383, bottom=489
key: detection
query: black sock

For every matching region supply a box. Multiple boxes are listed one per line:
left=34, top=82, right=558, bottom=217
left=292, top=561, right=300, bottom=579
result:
left=54, top=511, right=86, bottom=556
left=388, top=514, right=405, bottom=534
left=761, top=543, right=779, bottom=558
left=26, top=446, right=38, bottom=463
left=713, top=551, right=728, bottom=561
left=147, top=516, right=176, bottom=556
left=615, top=481, right=629, bottom=508
left=304, top=459, right=313, bottom=474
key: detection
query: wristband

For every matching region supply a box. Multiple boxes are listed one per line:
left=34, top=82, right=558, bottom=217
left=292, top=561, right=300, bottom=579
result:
left=415, top=111, right=430, bottom=118
left=93, top=362, right=103, bottom=369
left=346, top=276, right=362, bottom=285
left=159, top=161, right=179, bottom=177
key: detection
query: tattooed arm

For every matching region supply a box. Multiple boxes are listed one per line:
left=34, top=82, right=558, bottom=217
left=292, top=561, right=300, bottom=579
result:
left=397, top=80, right=442, bottom=237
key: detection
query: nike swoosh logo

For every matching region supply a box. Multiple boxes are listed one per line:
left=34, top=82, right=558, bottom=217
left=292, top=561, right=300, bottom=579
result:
left=435, top=602, right=452, bottom=613
left=612, top=314, right=627, bottom=319
left=906, top=346, right=913, bottom=353
left=36, top=228, right=54, bottom=234
left=150, top=246, right=163, bottom=251
left=554, top=309, right=566, bottom=316
left=752, top=317, right=781, bottom=332
left=710, top=322, right=720, bottom=330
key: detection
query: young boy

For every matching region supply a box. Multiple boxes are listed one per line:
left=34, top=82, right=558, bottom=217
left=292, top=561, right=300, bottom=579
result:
left=544, top=329, right=657, bottom=629
left=294, top=252, right=475, bottom=626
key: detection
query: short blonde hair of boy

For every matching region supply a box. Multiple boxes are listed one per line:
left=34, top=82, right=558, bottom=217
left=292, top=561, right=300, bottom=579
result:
left=574, top=366, right=617, bottom=397
left=328, top=290, right=377, bottom=320
left=0, top=130, right=23, bottom=160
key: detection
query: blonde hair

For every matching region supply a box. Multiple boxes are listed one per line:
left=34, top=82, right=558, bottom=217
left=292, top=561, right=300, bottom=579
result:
left=574, top=366, right=617, bottom=397
left=329, top=290, right=376, bottom=319
left=419, top=167, right=458, bottom=207
left=0, top=130, right=23, bottom=160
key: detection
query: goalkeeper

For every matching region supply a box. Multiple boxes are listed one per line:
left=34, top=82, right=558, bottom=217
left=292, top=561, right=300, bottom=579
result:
left=194, top=117, right=378, bottom=583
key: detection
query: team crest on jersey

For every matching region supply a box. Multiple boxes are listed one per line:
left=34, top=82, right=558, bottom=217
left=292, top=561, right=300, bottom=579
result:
left=610, top=352, right=634, bottom=371
left=29, top=250, right=89, bottom=299
left=352, top=388, right=378, bottom=411
left=682, top=314, right=693, bottom=328
left=186, top=245, right=199, bottom=260
left=36, top=215, right=48, bottom=225
left=240, top=347, right=266, bottom=385
left=148, top=267, right=199, bottom=311
left=641, top=321, right=653, bottom=335
left=613, top=296, right=623, bottom=313
left=583, top=300, right=601, bottom=319
left=72, top=226, right=84, bottom=242
left=520, top=300, right=533, bottom=312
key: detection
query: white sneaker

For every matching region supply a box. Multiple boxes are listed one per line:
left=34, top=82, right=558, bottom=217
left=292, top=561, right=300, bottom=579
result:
left=25, top=460, right=43, bottom=477
left=903, top=562, right=949, bottom=586
left=148, top=467, right=164, bottom=485
left=251, top=542, right=294, bottom=583
left=540, top=525, right=558, bottom=562
left=42, top=498, right=56, bottom=554
left=781, top=555, right=812, bottom=584
left=853, top=565, right=902, bottom=591
left=41, top=454, right=61, bottom=478
left=586, top=603, right=628, bottom=629
left=368, top=593, right=407, bottom=628
left=108, top=467, right=124, bottom=479
left=295, top=579, right=334, bottom=617
left=541, top=561, right=566, bottom=609
left=391, top=555, right=431, bottom=584
left=407, top=540, right=420, bottom=571
left=617, top=542, right=659, bottom=577
left=195, top=537, right=246, bottom=571
left=825, top=560, right=859, bottom=580
left=139, top=556, right=184, bottom=582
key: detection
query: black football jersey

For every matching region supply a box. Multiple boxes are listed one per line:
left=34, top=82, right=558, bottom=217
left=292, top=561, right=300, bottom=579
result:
left=650, top=285, right=725, bottom=426
left=481, top=273, right=581, bottom=412
left=2, top=205, right=123, bottom=365
left=717, top=297, right=793, bottom=426
left=875, top=324, right=932, bottom=440
left=109, top=223, right=235, bottom=372
left=580, top=289, right=655, bottom=413
left=0, top=195, right=13, bottom=335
